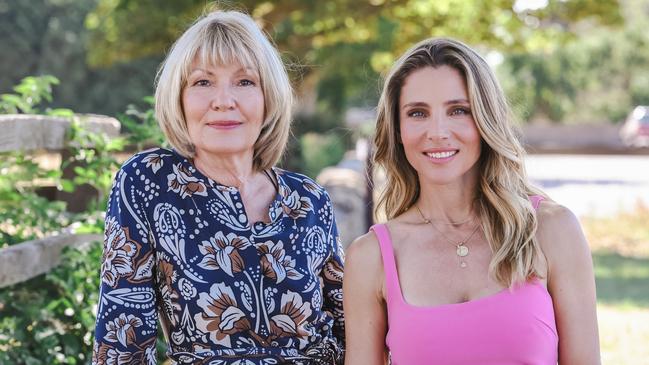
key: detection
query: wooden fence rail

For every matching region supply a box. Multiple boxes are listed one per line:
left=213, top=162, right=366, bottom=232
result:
left=0, top=114, right=119, bottom=288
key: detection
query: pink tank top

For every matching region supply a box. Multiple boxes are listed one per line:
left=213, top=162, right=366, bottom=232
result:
left=372, top=196, right=558, bottom=364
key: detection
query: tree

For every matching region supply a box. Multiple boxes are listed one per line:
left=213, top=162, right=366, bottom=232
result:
left=0, top=0, right=160, bottom=115
left=85, top=0, right=622, bottom=113
left=498, top=0, right=649, bottom=123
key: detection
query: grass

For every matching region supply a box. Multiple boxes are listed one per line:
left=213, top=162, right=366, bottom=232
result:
left=593, top=253, right=649, bottom=307
left=582, top=201, right=649, bottom=258
left=598, top=305, right=649, bottom=364
left=580, top=203, right=649, bottom=365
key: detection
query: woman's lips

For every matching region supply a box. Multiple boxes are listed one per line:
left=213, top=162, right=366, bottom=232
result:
left=206, top=120, right=242, bottom=129
left=423, top=149, right=458, bottom=164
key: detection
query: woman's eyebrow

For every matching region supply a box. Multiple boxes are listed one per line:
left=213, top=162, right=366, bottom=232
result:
left=401, top=101, right=429, bottom=110
left=444, top=98, right=470, bottom=105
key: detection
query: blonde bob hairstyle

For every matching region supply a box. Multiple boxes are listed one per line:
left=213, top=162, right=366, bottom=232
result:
left=374, top=37, right=545, bottom=287
left=154, top=9, right=293, bottom=171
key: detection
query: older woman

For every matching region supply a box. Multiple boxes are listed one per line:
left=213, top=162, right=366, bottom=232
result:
left=93, top=9, right=344, bottom=365
left=344, top=38, right=600, bottom=364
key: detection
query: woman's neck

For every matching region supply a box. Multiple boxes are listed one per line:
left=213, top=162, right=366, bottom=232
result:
left=193, top=151, right=257, bottom=189
left=416, top=177, right=479, bottom=225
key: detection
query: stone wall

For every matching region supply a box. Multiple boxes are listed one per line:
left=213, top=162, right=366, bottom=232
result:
left=317, top=156, right=370, bottom=249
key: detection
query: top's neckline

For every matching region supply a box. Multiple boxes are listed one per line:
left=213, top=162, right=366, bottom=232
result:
left=169, top=148, right=288, bottom=227
left=377, top=223, right=550, bottom=311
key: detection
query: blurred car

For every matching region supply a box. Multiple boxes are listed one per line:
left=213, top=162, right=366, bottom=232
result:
left=620, top=105, right=649, bottom=147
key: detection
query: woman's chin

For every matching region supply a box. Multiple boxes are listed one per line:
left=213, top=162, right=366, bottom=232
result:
left=194, top=146, right=253, bottom=158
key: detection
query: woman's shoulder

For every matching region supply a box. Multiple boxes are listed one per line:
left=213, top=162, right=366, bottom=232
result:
left=535, top=199, right=591, bottom=269
left=536, top=199, right=580, bottom=235
left=345, top=228, right=384, bottom=282
left=274, top=167, right=329, bottom=199
left=347, top=217, right=406, bottom=266
left=118, top=147, right=183, bottom=177
left=348, top=228, right=381, bottom=255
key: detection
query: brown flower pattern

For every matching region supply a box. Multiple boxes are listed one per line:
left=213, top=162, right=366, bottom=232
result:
left=194, top=283, right=251, bottom=344
left=167, top=163, right=208, bottom=198
left=270, top=291, right=313, bottom=341
left=256, top=240, right=304, bottom=283
left=94, top=148, right=344, bottom=364
left=102, top=216, right=140, bottom=288
left=104, top=313, right=143, bottom=347
left=282, top=190, right=313, bottom=219
left=198, top=232, right=251, bottom=277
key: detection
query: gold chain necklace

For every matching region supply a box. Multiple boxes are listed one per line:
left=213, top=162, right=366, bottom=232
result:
left=415, top=204, right=481, bottom=268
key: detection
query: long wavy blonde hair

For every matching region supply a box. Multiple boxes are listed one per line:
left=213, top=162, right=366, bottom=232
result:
left=374, top=38, right=545, bottom=287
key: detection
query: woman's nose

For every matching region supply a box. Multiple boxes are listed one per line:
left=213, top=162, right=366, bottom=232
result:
left=426, top=112, right=450, bottom=140
left=210, top=86, right=235, bottom=111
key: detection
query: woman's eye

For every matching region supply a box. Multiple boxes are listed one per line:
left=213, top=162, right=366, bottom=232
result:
left=450, top=107, right=471, bottom=116
left=238, top=79, right=256, bottom=87
left=193, top=79, right=210, bottom=87
left=407, top=110, right=426, bottom=118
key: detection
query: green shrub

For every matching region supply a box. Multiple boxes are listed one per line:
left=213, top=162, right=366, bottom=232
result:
left=0, top=152, right=71, bottom=247
left=118, top=96, right=167, bottom=150
left=0, top=76, right=76, bottom=247
left=300, top=132, right=346, bottom=177
left=0, top=243, right=102, bottom=364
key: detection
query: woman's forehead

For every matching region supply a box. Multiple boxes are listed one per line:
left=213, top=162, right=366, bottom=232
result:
left=185, top=54, right=259, bottom=77
left=189, top=58, right=254, bottom=70
left=192, top=41, right=257, bottom=67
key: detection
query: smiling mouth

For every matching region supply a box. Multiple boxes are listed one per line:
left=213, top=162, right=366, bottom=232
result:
left=425, top=150, right=458, bottom=159
left=207, top=121, right=242, bottom=128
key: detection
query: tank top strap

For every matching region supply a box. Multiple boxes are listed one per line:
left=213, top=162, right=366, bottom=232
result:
left=529, top=195, right=545, bottom=211
left=369, top=224, right=401, bottom=306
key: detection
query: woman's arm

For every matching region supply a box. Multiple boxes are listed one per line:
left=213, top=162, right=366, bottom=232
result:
left=343, top=232, right=389, bottom=365
left=319, top=197, right=345, bottom=360
left=92, top=168, right=158, bottom=365
left=537, top=201, right=600, bottom=365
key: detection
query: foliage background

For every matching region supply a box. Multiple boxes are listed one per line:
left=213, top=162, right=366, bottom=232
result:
left=3, top=0, right=647, bottom=125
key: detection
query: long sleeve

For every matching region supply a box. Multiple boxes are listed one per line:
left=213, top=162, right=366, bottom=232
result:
left=320, top=192, right=345, bottom=358
left=92, top=168, right=158, bottom=365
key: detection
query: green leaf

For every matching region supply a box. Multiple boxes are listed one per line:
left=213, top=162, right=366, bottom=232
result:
left=47, top=108, right=75, bottom=117
left=60, top=179, right=76, bottom=193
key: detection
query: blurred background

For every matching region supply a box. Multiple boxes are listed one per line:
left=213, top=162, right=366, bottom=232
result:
left=0, top=0, right=648, bottom=364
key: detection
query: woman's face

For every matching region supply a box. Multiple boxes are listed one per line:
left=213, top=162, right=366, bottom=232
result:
left=399, top=65, right=482, bottom=187
left=182, top=59, right=265, bottom=160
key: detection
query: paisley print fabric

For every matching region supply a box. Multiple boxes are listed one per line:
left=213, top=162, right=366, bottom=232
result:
left=92, top=148, right=345, bottom=365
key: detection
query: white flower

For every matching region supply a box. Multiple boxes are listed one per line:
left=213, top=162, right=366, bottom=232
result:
left=167, top=163, right=207, bottom=198
left=282, top=190, right=313, bottom=219
left=256, top=240, right=304, bottom=283
left=197, top=232, right=251, bottom=277
left=269, top=291, right=313, bottom=341
left=194, top=283, right=251, bottom=344
left=104, top=313, right=143, bottom=347
left=102, top=217, right=139, bottom=287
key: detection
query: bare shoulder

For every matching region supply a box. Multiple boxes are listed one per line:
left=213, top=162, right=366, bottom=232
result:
left=535, top=200, right=592, bottom=276
left=346, top=229, right=383, bottom=274
left=536, top=200, right=584, bottom=245
left=344, top=228, right=386, bottom=298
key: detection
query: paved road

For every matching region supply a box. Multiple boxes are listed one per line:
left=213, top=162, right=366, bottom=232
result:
left=525, top=154, right=649, bottom=218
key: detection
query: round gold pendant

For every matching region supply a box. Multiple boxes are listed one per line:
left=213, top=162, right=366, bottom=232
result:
left=456, top=243, right=469, bottom=257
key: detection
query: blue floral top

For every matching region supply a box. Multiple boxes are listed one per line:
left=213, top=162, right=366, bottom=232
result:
left=92, top=148, right=345, bottom=365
